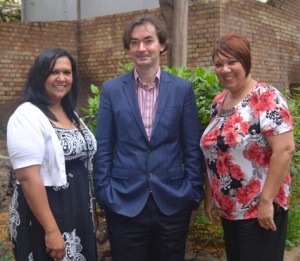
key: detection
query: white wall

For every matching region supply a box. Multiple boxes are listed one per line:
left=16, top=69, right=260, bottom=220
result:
left=21, top=0, right=159, bottom=22
left=81, top=0, right=159, bottom=18
left=22, top=0, right=78, bottom=21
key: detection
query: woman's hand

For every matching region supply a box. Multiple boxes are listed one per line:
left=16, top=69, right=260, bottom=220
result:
left=205, top=196, right=220, bottom=225
left=15, top=165, right=66, bottom=259
left=45, top=229, right=66, bottom=259
left=204, top=177, right=220, bottom=224
left=258, top=131, right=295, bottom=231
left=257, top=200, right=276, bottom=231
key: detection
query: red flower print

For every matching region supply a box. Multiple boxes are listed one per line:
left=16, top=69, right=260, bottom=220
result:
left=249, top=93, right=261, bottom=118
left=262, top=129, right=276, bottom=136
left=236, top=185, right=249, bottom=205
left=223, top=113, right=249, bottom=146
left=216, top=151, right=232, bottom=176
left=216, top=159, right=227, bottom=176
left=230, top=164, right=244, bottom=180
left=236, top=179, right=261, bottom=205
left=260, top=90, right=276, bottom=111
left=279, top=109, right=294, bottom=126
left=210, top=176, right=221, bottom=195
left=223, top=129, right=239, bottom=147
left=249, top=92, right=259, bottom=107
left=252, top=104, right=260, bottom=119
left=284, top=172, right=291, bottom=184
left=244, top=205, right=258, bottom=219
left=225, top=113, right=242, bottom=126
left=245, top=144, right=271, bottom=167
left=216, top=194, right=236, bottom=219
left=202, top=128, right=221, bottom=149
left=275, top=186, right=286, bottom=206
left=240, top=121, right=250, bottom=133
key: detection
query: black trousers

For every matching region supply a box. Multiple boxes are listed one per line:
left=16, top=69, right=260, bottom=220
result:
left=222, top=207, right=288, bottom=261
left=105, top=194, right=193, bottom=261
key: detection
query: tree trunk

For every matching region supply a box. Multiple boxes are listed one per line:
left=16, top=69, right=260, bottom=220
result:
left=172, top=0, right=188, bottom=67
left=159, top=0, right=188, bottom=67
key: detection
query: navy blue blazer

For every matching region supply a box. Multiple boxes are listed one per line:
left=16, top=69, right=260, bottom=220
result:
left=93, top=70, right=204, bottom=217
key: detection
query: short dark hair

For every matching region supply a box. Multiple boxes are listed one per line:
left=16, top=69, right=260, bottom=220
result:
left=21, top=48, right=80, bottom=126
left=122, top=14, right=168, bottom=53
left=212, top=33, right=252, bottom=76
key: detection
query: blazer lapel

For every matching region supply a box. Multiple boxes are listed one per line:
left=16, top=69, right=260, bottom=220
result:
left=122, top=72, right=148, bottom=141
left=151, top=71, right=172, bottom=139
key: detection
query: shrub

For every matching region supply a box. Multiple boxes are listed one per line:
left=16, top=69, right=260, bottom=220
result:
left=286, top=88, right=300, bottom=175
left=285, top=87, right=300, bottom=249
left=81, top=84, right=100, bottom=134
left=162, top=65, right=223, bottom=127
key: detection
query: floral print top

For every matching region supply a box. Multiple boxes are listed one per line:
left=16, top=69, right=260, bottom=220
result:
left=200, top=82, right=294, bottom=220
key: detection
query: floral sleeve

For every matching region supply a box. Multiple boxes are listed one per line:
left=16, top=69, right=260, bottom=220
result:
left=257, top=85, right=294, bottom=137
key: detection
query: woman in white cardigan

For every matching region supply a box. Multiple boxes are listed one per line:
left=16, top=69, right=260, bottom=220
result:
left=7, top=48, right=98, bottom=261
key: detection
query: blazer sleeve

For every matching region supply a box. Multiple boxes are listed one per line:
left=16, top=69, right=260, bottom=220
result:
left=181, top=82, right=205, bottom=206
left=93, top=82, right=115, bottom=209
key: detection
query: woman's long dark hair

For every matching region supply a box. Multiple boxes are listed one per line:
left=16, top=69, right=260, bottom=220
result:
left=21, top=48, right=81, bottom=127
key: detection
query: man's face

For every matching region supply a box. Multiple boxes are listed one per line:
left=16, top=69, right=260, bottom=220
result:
left=128, top=22, right=165, bottom=71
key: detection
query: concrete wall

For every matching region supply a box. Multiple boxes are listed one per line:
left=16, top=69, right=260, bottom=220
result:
left=22, top=0, right=79, bottom=21
left=81, top=0, right=159, bottom=18
left=21, top=0, right=159, bottom=21
left=1, top=0, right=300, bottom=129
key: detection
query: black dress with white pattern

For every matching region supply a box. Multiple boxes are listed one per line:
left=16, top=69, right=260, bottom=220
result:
left=9, top=126, right=98, bottom=261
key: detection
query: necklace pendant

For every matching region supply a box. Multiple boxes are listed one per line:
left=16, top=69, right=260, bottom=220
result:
left=218, top=107, right=235, bottom=117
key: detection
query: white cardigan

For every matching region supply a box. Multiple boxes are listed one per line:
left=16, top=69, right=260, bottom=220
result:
left=7, top=102, right=96, bottom=186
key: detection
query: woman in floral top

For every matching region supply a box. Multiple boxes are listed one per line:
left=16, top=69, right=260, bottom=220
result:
left=200, top=33, right=295, bottom=261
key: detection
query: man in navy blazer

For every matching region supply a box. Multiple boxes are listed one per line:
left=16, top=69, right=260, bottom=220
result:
left=93, top=14, right=204, bottom=261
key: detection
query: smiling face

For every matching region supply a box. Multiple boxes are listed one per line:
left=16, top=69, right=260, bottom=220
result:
left=44, top=56, right=73, bottom=105
left=128, top=22, right=165, bottom=71
left=213, top=53, right=248, bottom=93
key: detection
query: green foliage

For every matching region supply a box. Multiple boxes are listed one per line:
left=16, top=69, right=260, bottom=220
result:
left=286, top=175, right=300, bottom=249
left=81, top=84, right=100, bottom=134
left=162, top=65, right=223, bottom=127
left=117, top=62, right=134, bottom=75
left=0, top=0, right=21, bottom=23
left=0, top=241, right=13, bottom=261
left=286, top=87, right=300, bottom=175
left=285, top=87, right=300, bottom=249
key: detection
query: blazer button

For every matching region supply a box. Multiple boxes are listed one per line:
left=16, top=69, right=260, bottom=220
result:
left=147, top=173, right=153, bottom=178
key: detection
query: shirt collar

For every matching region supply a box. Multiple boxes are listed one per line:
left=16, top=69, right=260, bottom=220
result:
left=134, top=68, right=161, bottom=88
